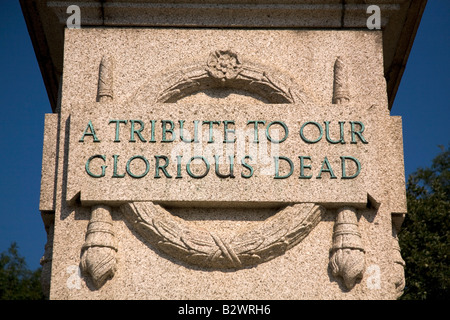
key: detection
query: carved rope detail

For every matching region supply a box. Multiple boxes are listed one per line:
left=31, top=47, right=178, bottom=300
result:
left=121, top=202, right=324, bottom=269
left=332, top=56, right=350, bottom=105
left=80, top=205, right=117, bottom=289
left=157, top=50, right=297, bottom=104
left=97, top=55, right=114, bottom=102
left=329, top=207, right=365, bottom=289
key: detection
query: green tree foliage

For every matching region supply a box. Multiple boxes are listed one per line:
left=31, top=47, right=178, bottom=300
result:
left=399, top=145, right=450, bottom=300
left=0, top=242, right=44, bottom=300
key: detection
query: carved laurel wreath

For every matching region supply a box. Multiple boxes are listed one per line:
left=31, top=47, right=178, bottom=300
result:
left=156, top=49, right=300, bottom=104
left=121, top=202, right=324, bottom=269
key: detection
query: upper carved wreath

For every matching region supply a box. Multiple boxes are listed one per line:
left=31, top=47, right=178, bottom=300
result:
left=156, top=50, right=305, bottom=104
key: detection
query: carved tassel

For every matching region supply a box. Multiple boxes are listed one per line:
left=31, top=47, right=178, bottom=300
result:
left=332, top=56, right=350, bottom=104
left=329, top=207, right=365, bottom=289
left=80, top=205, right=117, bottom=289
left=97, top=55, right=114, bottom=102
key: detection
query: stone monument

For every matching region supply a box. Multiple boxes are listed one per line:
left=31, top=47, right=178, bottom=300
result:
left=21, top=0, right=427, bottom=300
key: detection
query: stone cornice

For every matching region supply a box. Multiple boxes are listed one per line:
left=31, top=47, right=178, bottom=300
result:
left=45, top=1, right=403, bottom=28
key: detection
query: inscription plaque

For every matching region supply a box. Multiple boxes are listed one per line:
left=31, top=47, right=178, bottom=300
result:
left=67, top=103, right=387, bottom=208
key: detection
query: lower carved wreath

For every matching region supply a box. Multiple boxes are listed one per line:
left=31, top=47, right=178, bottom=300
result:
left=78, top=202, right=405, bottom=295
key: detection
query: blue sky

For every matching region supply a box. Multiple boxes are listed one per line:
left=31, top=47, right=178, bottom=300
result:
left=0, top=1, right=448, bottom=270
